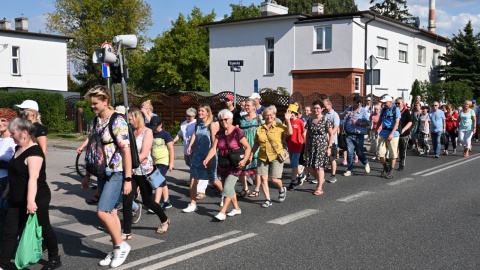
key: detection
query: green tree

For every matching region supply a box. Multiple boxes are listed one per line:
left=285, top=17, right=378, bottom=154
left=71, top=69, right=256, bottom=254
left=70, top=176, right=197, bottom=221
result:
left=135, top=7, right=215, bottom=93
left=369, top=0, right=414, bottom=24
left=46, top=0, right=152, bottom=93
left=439, top=21, right=480, bottom=98
left=223, top=4, right=260, bottom=20
left=276, top=0, right=357, bottom=14
left=410, top=79, right=421, bottom=106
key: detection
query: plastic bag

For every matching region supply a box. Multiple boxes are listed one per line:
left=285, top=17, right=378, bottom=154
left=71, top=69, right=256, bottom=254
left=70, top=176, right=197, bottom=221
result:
left=15, top=213, right=43, bottom=269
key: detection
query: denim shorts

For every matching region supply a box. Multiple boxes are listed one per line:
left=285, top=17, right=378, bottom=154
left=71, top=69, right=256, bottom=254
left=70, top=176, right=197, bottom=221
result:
left=289, top=152, right=301, bottom=167
left=97, top=172, right=123, bottom=212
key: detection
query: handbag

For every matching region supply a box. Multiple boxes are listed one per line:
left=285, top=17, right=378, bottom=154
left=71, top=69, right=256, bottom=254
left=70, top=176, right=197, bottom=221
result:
left=15, top=213, right=43, bottom=269
left=266, top=133, right=289, bottom=162
left=140, top=166, right=165, bottom=189
left=441, top=133, right=448, bottom=145
left=338, top=122, right=347, bottom=150
left=218, top=132, right=250, bottom=168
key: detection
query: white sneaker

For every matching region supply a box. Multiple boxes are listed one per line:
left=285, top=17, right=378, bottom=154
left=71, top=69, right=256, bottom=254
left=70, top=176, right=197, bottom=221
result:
left=343, top=170, right=352, bottom=176
left=99, top=252, right=113, bottom=266
left=365, top=163, right=370, bottom=173
left=182, top=203, right=197, bottom=213
left=227, top=209, right=242, bottom=217
left=215, top=212, right=226, bottom=221
left=110, top=242, right=131, bottom=268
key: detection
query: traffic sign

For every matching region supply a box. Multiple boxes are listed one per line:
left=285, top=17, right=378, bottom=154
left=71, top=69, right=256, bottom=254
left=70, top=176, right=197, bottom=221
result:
left=102, top=63, right=110, bottom=78
left=365, top=55, right=378, bottom=69
left=230, top=66, right=241, bottom=72
left=228, top=60, right=244, bottom=66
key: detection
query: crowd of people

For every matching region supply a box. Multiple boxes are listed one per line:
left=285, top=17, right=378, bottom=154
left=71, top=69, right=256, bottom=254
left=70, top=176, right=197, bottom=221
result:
left=1, top=87, right=479, bottom=269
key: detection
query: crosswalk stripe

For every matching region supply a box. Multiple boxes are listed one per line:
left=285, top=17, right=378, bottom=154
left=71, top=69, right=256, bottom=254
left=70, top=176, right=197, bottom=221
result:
left=337, top=191, right=373, bottom=202
left=267, top=209, right=319, bottom=225
left=93, top=234, right=164, bottom=249
left=55, top=222, right=103, bottom=237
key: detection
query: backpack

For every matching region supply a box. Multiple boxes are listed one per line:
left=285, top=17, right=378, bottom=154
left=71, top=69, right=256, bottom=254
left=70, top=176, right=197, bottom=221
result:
left=380, top=105, right=402, bottom=133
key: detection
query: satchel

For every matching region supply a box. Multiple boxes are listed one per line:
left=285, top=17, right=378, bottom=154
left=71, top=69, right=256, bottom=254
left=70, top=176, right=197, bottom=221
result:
left=15, top=213, right=43, bottom=269
left=140, top=166, right=165, bottom=189
left=441, top=133, right=448, bottom=145
left=277, top=149, right=289, bottom=162
left=228, top=148, right=250, bottom=167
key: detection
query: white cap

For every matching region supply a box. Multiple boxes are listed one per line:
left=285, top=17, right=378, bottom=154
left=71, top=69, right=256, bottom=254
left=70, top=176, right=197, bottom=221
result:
left=380, top=96, right=393, bottom=103
left=367, top=97, right=371, bottom=101
left=115, top=105, right=126, bottom=115
left=249, top=93, right=261, bottom=99
left=15, top=100, right=39, bottom=111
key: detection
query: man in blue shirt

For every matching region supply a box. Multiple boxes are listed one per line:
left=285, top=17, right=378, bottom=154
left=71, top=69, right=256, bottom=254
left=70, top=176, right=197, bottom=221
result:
left=340, top=95, right=371, bottom=177
left=375, top=96, right=401, bottom=179
left=429, top=101, right=446, bottom=158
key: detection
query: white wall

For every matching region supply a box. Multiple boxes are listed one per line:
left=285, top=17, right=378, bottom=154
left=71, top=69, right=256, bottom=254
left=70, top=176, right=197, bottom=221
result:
left=209, top=18, right=297, bottom=96
left=0, top=32, right=68, bottom=91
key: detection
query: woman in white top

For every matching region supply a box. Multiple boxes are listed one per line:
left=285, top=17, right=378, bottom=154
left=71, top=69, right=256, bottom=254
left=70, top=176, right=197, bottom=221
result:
left=457, top=100, right=477, bottom=157
left=0, top=108, right=17, bottom=209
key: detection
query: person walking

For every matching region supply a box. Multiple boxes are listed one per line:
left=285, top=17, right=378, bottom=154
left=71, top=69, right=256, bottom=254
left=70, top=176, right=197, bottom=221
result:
left=340, top=96, right=371, bottom=176
left=418, top=106, right=431, bottom=155
left=444, top=104, right=458, bottom=155
left=251, top=106, right=293, bottom=208
left=428, top=101, right=446, bottom=158
left=457, top=100, right=476, bottom=157
left=286, top=103, right=305, bottom=190
left=395, top=98, right=413, bottom=171
left=322, top=98, right=340, bottom=183
left=411, top=102, right=422, bottom=151
left=375, top=96, right=401, bottom=178
left=0, top=117, right=61, bottom=270
left=81, top=85, right=133, bottom=268
left=204, top=109, right=251, bottom=220
left=15, top=100, right=48, bottom=156
left=140, top=100, right=157, bottom=124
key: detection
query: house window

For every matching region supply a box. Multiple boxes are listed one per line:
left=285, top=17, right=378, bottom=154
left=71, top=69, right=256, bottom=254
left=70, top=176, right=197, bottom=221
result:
left=12, top=46, right=20, bottom=75
left=399, top=43, right=408, bottom=63
left=397, top=89, right=408, bottom=99
left=315, top=26, right=332, bottom=51
left=377, top=37, right=388, bottom=59
left=354, top=76, right=361, bottom=93
left=433, top=49, right=440, bottom=66
left=266, top=38, right=274, bottom=74
left=417, top=46, right=426, bottom=65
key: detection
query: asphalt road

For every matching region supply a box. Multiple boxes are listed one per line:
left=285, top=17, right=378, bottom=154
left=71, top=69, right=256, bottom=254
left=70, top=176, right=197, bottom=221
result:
left=9, top=141, right=480, bottom=270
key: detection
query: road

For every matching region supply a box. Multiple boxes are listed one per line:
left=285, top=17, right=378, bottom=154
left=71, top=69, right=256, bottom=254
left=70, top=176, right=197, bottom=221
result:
left=14, top=141, right=480, bottom=270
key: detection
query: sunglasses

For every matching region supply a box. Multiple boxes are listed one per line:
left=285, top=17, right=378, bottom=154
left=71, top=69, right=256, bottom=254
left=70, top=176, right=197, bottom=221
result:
left=433, top=105, right=439, bottom=107
left=220, top=118, right=230, bottom=122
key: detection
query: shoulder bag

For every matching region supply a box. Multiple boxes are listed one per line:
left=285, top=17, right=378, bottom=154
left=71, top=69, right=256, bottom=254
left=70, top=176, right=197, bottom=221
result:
left=140, top=165, right=165, bottom=190
left=218, top=130, right=250, bottom=168
left=266, top=129, right=289, bottom=162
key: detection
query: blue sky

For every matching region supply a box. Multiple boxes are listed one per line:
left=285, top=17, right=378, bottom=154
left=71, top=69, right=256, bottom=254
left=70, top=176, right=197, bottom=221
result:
left=2, top=0, right=480, bottom=39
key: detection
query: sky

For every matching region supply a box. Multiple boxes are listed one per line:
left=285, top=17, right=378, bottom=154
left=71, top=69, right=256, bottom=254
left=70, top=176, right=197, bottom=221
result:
left=1, top=0, right=479, bottom=40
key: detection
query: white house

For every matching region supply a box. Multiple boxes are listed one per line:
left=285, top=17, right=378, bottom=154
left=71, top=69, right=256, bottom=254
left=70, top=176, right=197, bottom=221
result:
left=0, top=17, right=73, bottom=93
left=204, top=2, right=448, bottom=104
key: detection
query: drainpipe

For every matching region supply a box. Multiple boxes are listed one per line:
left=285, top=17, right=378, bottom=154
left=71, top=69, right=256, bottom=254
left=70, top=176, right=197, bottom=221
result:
left=363, top=14, right=376, bottom=98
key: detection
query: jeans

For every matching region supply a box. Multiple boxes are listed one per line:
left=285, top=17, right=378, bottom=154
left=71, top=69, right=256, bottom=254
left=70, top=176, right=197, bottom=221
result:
left=346, top=134, right=368, bottom=171
left=431, top=132, right=442, bottom=156
left=444, top=131, right=457, bottom=150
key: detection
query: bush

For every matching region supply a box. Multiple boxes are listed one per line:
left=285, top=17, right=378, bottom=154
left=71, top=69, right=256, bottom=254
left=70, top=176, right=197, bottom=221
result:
left=165, top=120, right=181, bottom=139
left=0, top=91, right=66, bottom=133
left=75, top=100, right=95, bottom=126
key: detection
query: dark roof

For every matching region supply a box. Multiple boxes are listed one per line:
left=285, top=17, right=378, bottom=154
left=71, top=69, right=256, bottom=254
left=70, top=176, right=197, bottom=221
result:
left=202, top=10, right=449, bottom=44
left=0, top=28, right=74, bottom=40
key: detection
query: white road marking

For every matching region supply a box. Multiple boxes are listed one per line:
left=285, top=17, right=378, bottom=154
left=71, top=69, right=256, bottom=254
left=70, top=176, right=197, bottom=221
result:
left=49, top=215, right=68, bottom=224
left=139, top=233, right=257, bottom=270
left=411, top=153, right=480, bottom=175
left=337, top=191, right=373, bottom=202
left=422, top=155, right=480, bottom=176
left=55, top=223, right=103, bottom=237
left=267, top=209, right=319, bottom=225
left=93, top=234, right=164, bottom=249
left=116, top=230, right=242, bottom=270
left=387, top=177, right=415, bottom=186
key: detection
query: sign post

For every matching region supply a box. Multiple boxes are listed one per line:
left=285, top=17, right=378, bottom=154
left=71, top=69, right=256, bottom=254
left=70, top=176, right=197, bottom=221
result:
left=365, top=55, right=378, bottom=99
left=228, top=60, right=243, bottom=107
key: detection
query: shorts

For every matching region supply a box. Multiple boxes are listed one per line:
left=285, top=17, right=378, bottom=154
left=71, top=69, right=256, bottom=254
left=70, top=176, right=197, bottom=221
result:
left=97, top=172, right=123, bottom=212
left=289, top=152, right=301, bottom=167
left=156, top=164, right=168, bottom=187
left=257, top=159, right=284, bottom=179
left=377, top=136, right=399, bottom=159
left=221, top=174, right=239, bottom=198
left=329, top=144, right=338, bottom=162
left=185, top=155, right=192, bottom=167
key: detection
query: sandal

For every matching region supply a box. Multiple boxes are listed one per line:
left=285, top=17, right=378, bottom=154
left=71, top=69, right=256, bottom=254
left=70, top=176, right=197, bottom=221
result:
left=239, top=189, right=250, bottom=197
left=196, top=193, right=206, bottom=200
left=86, top=194, right=100, bottom=205
left=248, top=190, right=260, bottom=197
left=313, top=188, right=323, bottom=195
left=121, top=233, right=132, bottom=240
left=156, top=219, right=170, bottom=234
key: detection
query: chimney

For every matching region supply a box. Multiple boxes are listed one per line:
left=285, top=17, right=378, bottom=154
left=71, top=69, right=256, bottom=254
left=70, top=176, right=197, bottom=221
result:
left=14, top=17, right=28, bottom=32
left=312, top=3, right=324, bottom=15
left=260, top=1, right=289, bottom=17
left=0, top=18, right=12, bottom=30
left=428, top=0, right=436, bottom=33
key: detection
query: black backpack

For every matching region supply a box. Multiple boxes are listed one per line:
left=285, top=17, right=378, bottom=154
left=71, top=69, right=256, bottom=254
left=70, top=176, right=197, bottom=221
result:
left=380, top=105, right=402, bottom=133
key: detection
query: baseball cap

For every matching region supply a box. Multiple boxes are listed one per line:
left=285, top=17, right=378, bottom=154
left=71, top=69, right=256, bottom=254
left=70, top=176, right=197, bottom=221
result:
left=15, top=100, right=39, bottom=111
left=287, top=104, right=299, bottom=113
left=148, top=116, right=162, bottom=130
left=353, top=95, right=363, bottom=102
left=367, top=97, right=371, bottom=101
left=473, top=99, right=476, bottom=103
left=114, top=105, right=126, bottom=115
left=249, top=93, right=261, bottom=99
left=225, top=94, right=234, bottom=101
left=380, top=96, right=393, bottom=103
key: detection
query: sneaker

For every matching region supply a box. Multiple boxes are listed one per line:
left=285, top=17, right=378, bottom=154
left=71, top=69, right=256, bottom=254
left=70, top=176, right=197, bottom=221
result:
left=99, top=252, right=113, bottom=266
left=227, top=209, right=242, bottom=217
left=98, top=225, right=106, bottom=231
left=288, top=181, right=296, bottom=190
left=343, top=170, right=352, bottom=177
left=342, top=160, right=347, bottom=166
left=261, top=200, right=272, bottom=208
left=41, top=256, right=62, bottom=270
left=310, top=179, right=319, bottom=184
left=453, top=149, right=457, bottom=154
left=365, top=163, right=370, bottom=174
left=278, top=187, right=287, bottom=202
left=161, top=201, right=173, bottom=209
left=354, top=156, right=359, bottom=163
left=326, top=175, right=337, bottom=183
left=146, top=208, right=154, bottom=214
left=381, top=165, right=390, bottom=177
left=296, top=173, right=306, bottom=186
left=214, top=212, right=226, bottom=221
left=182, top=203, right=197, bottom=213
left=110, top=242, right=131, bottom=268
left=132, top=204, right=142, bottom=224
left=434, top=155, right=439, bottom=158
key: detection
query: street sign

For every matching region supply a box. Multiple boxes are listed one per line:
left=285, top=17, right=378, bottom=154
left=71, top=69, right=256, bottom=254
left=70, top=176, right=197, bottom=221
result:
left=230, top=66, right=241, bottom=72
left=365, top=55, right=378, bottom=69
left=228, top=60, right=244, bottom=66
left=102, top=63, right=110, bottom=78
left=365, top=69, right=380, bottom=85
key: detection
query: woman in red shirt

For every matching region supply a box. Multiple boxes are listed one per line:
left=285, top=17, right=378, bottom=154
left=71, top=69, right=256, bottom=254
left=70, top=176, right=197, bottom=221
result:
left=444, top=104, right=459, bottom=155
